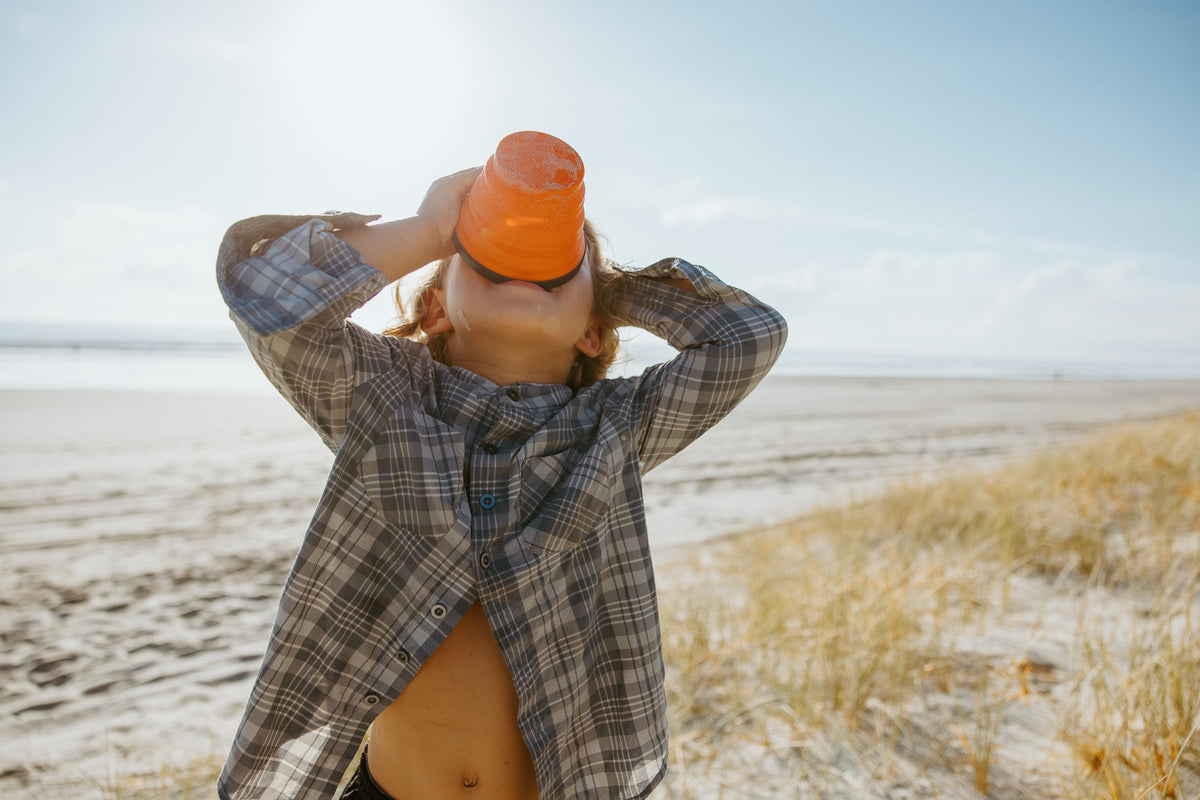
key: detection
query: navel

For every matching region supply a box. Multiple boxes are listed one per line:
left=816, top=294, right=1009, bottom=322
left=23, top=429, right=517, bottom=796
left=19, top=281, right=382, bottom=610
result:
left=461, top=772, right=479, bottom=789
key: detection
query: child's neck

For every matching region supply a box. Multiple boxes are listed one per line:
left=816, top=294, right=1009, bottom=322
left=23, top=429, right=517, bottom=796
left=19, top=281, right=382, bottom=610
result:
left=445, top=337, right=577, bottom=388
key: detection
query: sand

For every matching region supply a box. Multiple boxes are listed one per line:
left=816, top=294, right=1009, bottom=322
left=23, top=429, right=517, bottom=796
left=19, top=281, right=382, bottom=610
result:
left=2, top=377, right=1199, bottom=797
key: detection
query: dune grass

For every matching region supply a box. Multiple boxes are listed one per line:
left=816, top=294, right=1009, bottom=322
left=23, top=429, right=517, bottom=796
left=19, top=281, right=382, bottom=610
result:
left=659, top=410, right=1200, bottom=798
left=36, top=753, right=225, bottom=800
left=37, top=411, right=1200, bottom=799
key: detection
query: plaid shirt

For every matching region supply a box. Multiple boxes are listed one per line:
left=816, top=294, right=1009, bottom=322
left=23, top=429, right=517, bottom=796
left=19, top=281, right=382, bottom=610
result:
left=215, top=214, right=787, bottom=799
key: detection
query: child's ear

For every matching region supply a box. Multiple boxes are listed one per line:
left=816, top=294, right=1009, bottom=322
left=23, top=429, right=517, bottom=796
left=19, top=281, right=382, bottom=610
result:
left=573, top=317, right=604, bottom=358
left=420, top=288, right=455, bottom=335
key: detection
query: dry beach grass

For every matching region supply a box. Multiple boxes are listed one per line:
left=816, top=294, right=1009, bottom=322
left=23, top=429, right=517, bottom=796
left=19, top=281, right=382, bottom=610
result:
left=657, top=411, right=1200, bottom=799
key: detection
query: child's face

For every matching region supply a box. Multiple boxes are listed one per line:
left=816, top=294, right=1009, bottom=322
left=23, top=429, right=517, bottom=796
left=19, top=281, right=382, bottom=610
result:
left=426, top=254, right=603, bottom=360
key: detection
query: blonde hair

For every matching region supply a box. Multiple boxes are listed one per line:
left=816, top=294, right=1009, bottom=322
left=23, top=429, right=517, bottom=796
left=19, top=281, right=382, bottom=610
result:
left=383, top=219, right=621, bottom=391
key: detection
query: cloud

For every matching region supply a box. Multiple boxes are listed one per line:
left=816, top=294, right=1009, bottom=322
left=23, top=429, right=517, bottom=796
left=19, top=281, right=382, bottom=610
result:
left=752, top=245, right=1200, bottom=367
left=967, top=259, right=1079, bottom=337
left=961, top=257, right=1200, bottom=362
left=660, top=194, right=757, bottom=227
left=638, top=175, right=970, bottom=243
left=634, top=177, right=1119, bottom=266
left=657, top=188, right=949, bottom=239
left=639, top=181, right=1194, bottom=368
left=1, top=203, right=225, bottom=326
left=862, top=248, right=1001, bottom=285
left=141, top=29, right=257, bottom=63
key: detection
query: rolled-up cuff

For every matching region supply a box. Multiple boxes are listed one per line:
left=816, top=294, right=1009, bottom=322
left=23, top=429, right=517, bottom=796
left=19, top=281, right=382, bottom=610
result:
left=220, top=212, right=381, bottom=264
left=217, top=215, right=387, bottom=336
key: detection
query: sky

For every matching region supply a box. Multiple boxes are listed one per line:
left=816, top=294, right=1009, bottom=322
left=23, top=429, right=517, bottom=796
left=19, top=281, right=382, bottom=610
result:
left=1, top=0, right=1198, bottom=373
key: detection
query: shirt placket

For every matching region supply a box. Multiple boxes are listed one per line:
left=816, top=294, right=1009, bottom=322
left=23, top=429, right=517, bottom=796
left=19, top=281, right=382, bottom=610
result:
left=466, top=386, right=527, bottom=582
left=468, top=442, right=507, bottom=578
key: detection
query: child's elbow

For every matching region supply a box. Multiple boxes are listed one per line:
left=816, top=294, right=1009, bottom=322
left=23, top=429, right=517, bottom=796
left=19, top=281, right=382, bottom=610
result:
left=719, top=304, right=788, bottom=381
left=754, top=304, right=789, bottom=364
left=767, top=305, right=789, bottom=346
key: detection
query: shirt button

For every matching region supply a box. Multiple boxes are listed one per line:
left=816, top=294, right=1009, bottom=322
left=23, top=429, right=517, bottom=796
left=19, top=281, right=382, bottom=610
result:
left=481, top=443, right=498, bottom=455
left=479, top=552, right=492, bottom=569
left=506, top=388, right=520, bottom=401
left=363, top=693, right=381, bottom=706
left=479, top=494, right=496, bottom=510
left=396, top=649, right=411, bottom=665
left=430, top=603, right=447, bottom=620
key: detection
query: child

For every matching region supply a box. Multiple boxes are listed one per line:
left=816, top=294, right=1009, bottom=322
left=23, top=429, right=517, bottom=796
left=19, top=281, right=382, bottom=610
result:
left=216, top=132, right=787, bottom=800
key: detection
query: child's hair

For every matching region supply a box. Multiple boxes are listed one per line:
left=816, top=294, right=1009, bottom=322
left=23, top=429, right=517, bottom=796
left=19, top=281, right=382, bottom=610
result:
left=383, top=219, right=622, bottom=391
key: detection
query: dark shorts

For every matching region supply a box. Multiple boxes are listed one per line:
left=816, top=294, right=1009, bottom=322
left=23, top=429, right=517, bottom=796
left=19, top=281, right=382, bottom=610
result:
left=341, top=748, right=397, bottom=800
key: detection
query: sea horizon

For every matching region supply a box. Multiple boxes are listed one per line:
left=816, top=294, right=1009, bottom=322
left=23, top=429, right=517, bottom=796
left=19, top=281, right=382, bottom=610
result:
left=2, top=320, right=1198, bottom=395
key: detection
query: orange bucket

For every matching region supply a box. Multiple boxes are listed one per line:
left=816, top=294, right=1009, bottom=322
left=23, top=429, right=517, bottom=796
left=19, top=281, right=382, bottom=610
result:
left=454, top=131, right=586, bottom=288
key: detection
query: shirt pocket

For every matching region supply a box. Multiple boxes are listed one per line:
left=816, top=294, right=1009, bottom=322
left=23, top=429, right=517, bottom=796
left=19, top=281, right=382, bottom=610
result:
left=517, top=438, right=617, bottom=554
left=359, top=416, right=464, bottom=539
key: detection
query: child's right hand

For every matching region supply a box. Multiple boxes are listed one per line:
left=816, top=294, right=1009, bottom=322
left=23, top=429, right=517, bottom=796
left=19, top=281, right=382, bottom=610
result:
left=332, top=166, right=483, bottom=283
left=417, top=166, right=483, bottom=259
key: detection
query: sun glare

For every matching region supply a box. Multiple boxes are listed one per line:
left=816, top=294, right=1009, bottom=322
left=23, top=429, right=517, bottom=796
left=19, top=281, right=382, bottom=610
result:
left=256, top=3, right=482, bottom=153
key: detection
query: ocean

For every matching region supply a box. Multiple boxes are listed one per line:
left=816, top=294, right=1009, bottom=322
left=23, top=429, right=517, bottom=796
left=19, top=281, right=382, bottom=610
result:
left=1, top=321, right=1197, bottom=394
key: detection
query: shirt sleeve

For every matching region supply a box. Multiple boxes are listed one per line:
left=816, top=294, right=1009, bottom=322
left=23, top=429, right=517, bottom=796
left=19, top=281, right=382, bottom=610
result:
left=215, top=213, right=392, bottom=451
left=613, top=257, right=788, bottom=473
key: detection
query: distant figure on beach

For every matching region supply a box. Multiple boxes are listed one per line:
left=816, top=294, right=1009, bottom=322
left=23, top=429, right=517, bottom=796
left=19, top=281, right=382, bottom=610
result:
left=214, top=132, right=787, bottom=799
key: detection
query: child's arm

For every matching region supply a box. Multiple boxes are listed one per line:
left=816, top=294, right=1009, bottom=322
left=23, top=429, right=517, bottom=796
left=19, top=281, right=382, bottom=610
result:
left=215, top=169, right=478, bottom=449
left=613, top=258, right=788, bottom=472
left=333, top=167, right=480, bottom=282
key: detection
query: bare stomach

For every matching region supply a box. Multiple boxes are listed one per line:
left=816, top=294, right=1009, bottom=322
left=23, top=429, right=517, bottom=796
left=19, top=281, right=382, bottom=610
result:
left=367, top=601, right=538, bottom=800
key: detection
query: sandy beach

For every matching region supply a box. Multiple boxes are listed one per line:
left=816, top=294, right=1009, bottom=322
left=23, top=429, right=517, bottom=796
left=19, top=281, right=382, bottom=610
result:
left=3, top=376, right=1200, bottom=797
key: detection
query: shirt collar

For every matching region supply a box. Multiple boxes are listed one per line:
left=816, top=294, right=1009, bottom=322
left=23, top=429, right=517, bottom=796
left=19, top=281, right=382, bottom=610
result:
left=433, top=363, right=576, bottom=443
